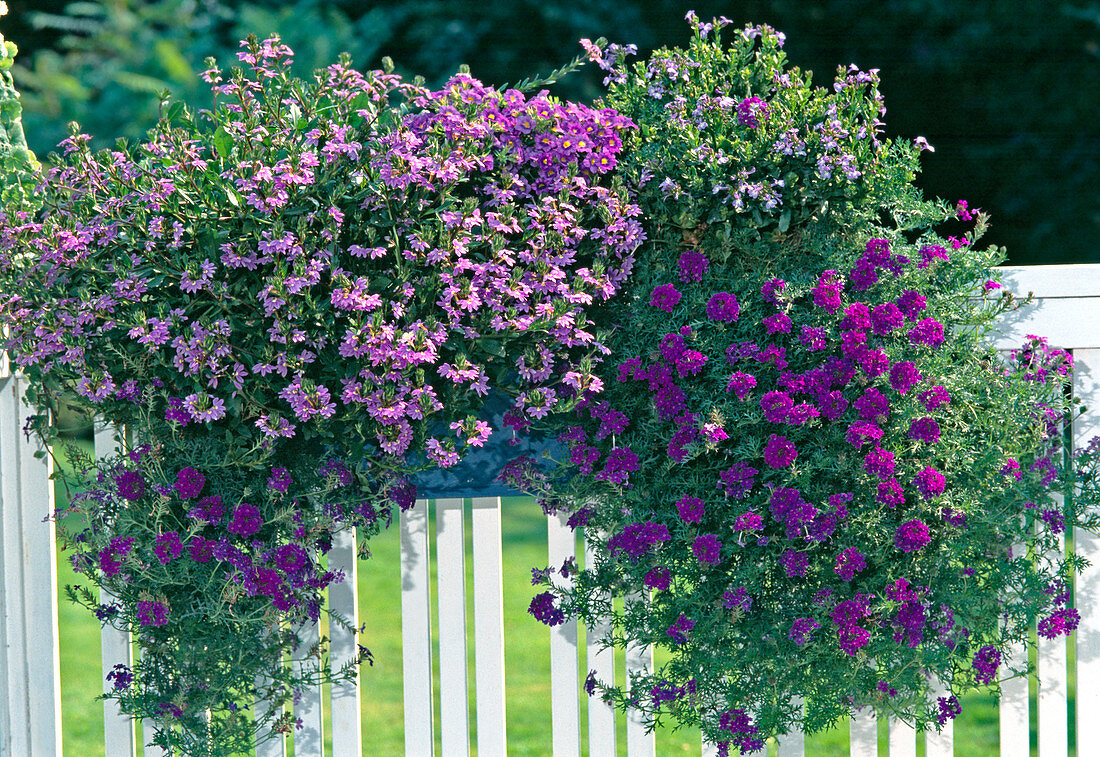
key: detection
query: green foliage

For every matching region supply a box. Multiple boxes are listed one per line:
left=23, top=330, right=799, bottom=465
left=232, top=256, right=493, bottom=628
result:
left=0, top=1, right=41, bottom=210
left=12, top=0, right=395, bottom=158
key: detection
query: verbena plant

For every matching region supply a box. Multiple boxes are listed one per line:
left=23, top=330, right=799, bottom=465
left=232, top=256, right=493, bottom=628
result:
left=0, top=32, right=643, bottom=753
left=514, top=16, right=1100, bottom=754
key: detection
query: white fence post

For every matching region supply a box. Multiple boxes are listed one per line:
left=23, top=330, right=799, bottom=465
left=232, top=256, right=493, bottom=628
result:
left=624, top=591, right=655, bottom=757
left=1037, top=515, right=1069, bottom=757
left=583, top=532, right=616, bottom=756
left=849, top=708, right=877, bottom=757
left=0, top=374, right=61, bottom=757
left=401, top=497, right=435, bottom=756
left=329, top=525, right=363, bottom=757
left=471, top=496, right=508, bottom=757
left=925, top=676, right=953, bottom=757
left=293, top=618, right=324, bottom=757
left=94, top=421, right=139, bottom=757
left=547, top=511, right=580, bottom=757
left=1076, top=348, right=1100, bottom=755
left=435, top=497, right=470, bottom=757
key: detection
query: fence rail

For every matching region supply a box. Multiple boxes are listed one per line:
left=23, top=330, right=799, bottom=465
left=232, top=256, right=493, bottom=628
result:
left=2, top=263, right=1100, bottom=756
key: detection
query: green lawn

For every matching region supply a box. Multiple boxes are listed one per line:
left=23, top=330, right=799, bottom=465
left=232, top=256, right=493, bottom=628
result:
left=54, top=441, right=1063, bottom=756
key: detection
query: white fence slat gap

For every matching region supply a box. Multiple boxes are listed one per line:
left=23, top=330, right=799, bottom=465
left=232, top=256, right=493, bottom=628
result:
left=547, top=511, right=581, bottom=757
left=583, top=532, right=616, bottom=756
left=471, top=496, right=508, bottom=757
left=434, top=497, right=470, bottom=757
left=401, top=498, right=435, bottom=756
left=775, top=697, right=804, bottom=756
left=94, top=421, right=138, bottom=757
left=701, top=738, right=720, bottom=757
left=849, top=709, right=877, bottom=757
left=1076, top=348, right=1100, bottom=754
left=887, top=715, right=915, bottom=757
left=925, top=676, right=952, bottom=757
left=292, top=619, right=324, bottom=756
left=329, top=525, right=362, bottom=757
left=13, top=375, right=63, bottom=755
left=1037, top=515, right=1069, bottom=757
left=624, top=593, right=655, bottom=757
left=1, top=374, right=32, bottom=757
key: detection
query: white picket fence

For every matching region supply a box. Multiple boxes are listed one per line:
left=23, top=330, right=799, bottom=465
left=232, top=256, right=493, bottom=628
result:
left=2, top=263, right=1100, bottom=757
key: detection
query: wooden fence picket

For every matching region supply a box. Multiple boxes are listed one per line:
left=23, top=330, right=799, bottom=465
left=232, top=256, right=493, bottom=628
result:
left=888, top=715, right=916, bottom=757
left=926, top=677, right=953, bottom=757
left=292, top=619, right=325, bottom=757
left=583, top=533, right=617, bottom=756
left=470, top=496, right=508, bottom=757
left=0, top=375, right=62, bottom=756
left=434, top=497, right=470, bottom=757
left=400, top=497, right=434, bottom=756
left=329, top=525, right=362, bottom=757
left=776, top=699, right=805, bottom=756
left=94, top=422, right=138, bottom=757
left=1076, top=348, right=1100, bottom=755
left=548, top=510, right=581, bottom=757
left=1037, top=520, right=1069, bottom=757
left=849, top=709, right=877, bottom=756
left=624, top=593, right=655, bottom=757
left=1, top=373, right=35, bottom=757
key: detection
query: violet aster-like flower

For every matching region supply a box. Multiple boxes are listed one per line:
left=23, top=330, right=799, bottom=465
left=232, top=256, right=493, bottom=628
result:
left=677, top=250, right=709, bottom=282
left=788, top=617, right=821, bottom=646
left=1038, top=607, right=1079, bottom=639
left=763, top=434, right=797, bottom=468
left=649, top=283, right=682, bottom=312
left=529, top=591, right=565, bottom=627
left=136, top=600, right=169, bottom=627
left=667, top=613, right=696, bottom=644
left=863, top=447, right=896, bottom=480
left=870, top=302, right=904, bottom=335
left=736, top=96, right=769, bottom=128
left=676, top=495, right=705, bottom=524
left=174, top=467, right=205, bottom=499
left=973, top=645, right=1001, bottom=685
left=720, top=462, right=758, bottom=499
left=692, top=533, right=723, bottom=565
left=780, top=549, right=808, bottom=578
left=643, top=566, right=672, bottom=590
left=834, top=547, right=867, bottom=581
left=267, top=467, right=292, bottom=493
left=114, top=470, right=146, bottom=502
left=154, top=532, right=183, bottom=565
left=706, top=292, right=740, bottom=322
left=227, top=502, right=263, bottom=538
left=913, top=466, right=946, bottom=500
left=908, top=417, right=940, bottom=443
left=726, top=371, right=756, bottom=398
left=895, top=519, right=931, bottom=552
left=889, top=361, right=923, bottom=394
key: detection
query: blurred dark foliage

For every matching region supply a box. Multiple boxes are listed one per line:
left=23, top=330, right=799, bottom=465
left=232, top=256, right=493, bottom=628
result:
left=2, top=0, right=1098, bottom=264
